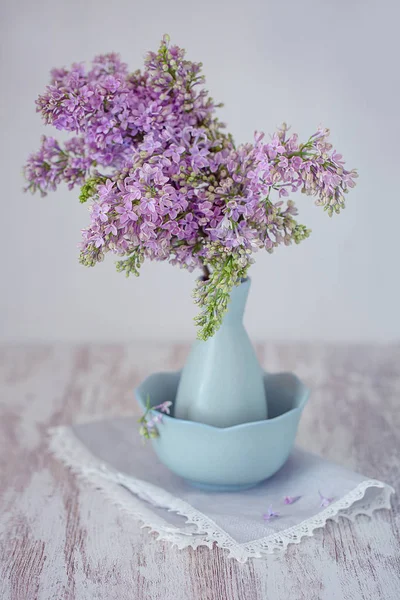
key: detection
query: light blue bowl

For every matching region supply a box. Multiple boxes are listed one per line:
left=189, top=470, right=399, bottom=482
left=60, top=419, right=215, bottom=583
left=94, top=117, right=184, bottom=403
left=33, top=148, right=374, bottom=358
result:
left=136, top=370, right=310, bottom=491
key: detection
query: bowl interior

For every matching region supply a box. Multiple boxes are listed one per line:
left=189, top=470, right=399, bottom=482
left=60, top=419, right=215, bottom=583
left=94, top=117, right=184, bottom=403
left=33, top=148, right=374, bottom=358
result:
left=137, top=371, right=308, bottom=427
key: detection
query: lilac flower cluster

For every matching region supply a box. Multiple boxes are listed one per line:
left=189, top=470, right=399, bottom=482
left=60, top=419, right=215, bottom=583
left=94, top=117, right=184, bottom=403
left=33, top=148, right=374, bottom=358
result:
left=24, top=136, right=92, bottom=195
left=24, top=36, right=357, bottom=340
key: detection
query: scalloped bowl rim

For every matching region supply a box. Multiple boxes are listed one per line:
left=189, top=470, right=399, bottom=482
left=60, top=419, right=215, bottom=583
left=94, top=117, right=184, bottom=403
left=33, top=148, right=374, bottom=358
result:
left=135, top=369, right=310, bottom=432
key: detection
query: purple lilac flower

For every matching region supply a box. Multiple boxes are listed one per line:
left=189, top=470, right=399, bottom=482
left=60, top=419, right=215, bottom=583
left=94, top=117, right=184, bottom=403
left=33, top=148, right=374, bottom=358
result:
left=155, top=401, right=172, bottom=414
left=24, top=135, right=91, bottom=195
left=24, top=36, right=358, bottom=341
left=146, top=413, right=163, bottom=429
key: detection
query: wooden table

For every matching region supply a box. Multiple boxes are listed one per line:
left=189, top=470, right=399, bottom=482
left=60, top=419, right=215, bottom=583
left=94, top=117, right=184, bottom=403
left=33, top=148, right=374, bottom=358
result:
left=0, top=343, right=399, bottom=599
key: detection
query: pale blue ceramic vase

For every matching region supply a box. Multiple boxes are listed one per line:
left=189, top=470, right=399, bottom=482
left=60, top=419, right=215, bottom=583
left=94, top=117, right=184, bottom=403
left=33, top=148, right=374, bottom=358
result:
left=174, top=278, right=267, bottom=427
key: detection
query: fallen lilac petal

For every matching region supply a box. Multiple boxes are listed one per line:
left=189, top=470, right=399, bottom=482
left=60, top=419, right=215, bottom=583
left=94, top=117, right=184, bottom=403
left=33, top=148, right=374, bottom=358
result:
left=283, top=495, right=301, bottom=505
left=319, top=491, right=334, bottom=508
left=263, top=505, right=279, bottom=521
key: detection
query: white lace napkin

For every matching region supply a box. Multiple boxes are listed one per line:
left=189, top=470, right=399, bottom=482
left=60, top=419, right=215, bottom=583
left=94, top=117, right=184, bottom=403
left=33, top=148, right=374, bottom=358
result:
left=49, top=417, right=394, bottom=562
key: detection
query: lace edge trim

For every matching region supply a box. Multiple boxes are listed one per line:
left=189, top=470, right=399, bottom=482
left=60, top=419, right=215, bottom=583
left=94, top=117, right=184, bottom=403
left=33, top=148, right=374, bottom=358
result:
left=48, top=426, right=213, bottom=549
left=47, top=425, right=395, bottom=563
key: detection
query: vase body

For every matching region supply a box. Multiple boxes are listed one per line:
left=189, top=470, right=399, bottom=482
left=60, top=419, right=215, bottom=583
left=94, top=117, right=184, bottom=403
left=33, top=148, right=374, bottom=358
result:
left=174, top=278, right=267, bottom=427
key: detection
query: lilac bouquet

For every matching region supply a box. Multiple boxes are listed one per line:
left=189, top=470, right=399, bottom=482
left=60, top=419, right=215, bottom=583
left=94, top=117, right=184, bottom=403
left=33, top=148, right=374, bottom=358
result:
left=24, top=36, right=357, bottom=340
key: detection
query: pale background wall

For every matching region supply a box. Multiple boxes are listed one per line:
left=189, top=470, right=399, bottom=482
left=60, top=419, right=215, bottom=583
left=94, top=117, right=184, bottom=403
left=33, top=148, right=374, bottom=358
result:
left=1, top=0, right=399, bottom=343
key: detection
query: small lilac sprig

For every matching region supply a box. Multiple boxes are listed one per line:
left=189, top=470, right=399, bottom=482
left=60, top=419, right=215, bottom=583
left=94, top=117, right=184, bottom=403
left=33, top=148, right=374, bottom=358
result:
left=262, top=506, right=279, bottom=521
left=138, top=396, right=172, bottom=440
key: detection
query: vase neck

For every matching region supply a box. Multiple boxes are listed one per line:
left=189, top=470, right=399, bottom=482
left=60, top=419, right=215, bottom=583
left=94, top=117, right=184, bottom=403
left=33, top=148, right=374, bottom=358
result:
left=220, top=278, right=250, bottom=327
